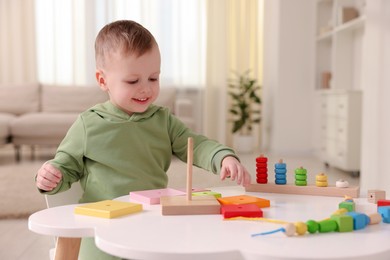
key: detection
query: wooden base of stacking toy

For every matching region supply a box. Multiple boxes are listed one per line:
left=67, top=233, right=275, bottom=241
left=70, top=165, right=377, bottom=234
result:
left=161, top=195, right=220, bottom=215
left=245, top=183, right=360, bottom=198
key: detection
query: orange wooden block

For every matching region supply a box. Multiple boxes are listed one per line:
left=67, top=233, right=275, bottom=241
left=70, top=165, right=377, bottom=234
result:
left=161, top=195, right=221, bottom=215
left=217, top=195, right=270, bottom=208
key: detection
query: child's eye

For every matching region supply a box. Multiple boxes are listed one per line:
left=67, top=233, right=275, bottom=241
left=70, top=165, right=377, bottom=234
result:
left=149, top=78, right=158, bottom=82
left=127, top=80, right=138, bottom=84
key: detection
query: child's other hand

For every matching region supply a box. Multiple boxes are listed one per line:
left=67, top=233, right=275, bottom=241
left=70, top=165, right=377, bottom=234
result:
left=36, top=163, right=62, bottom=191
left=220, top=156, right=251, bottom=187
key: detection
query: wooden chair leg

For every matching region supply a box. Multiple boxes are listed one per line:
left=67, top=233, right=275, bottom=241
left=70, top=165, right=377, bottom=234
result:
left=14, top=145, right=21, bottom=162
left=30, top=145, right=35, bottom=160
left=54, top=237, right=81, bottom=260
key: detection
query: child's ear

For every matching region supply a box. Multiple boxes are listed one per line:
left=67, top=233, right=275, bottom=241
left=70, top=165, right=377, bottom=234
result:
left=96, top=70, right=108, bottom=91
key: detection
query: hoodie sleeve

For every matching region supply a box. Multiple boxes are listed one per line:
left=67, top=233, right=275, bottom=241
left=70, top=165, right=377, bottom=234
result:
left=168, top=113, right=237, bottom=174
left=42, top=115, right=86, bottom=195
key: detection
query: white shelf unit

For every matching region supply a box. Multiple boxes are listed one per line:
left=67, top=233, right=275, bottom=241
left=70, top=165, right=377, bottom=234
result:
left=315, top=0, right=365, bottom=91
left=319, top=90, right=362, bottom=173
left=315, top=0, right=365, bottom=174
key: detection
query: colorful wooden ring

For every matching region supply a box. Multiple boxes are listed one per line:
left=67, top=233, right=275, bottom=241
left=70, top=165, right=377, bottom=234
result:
left=295, top=167, right=307, bottom=175
left=275, top=168, right=287, bottom=174
left=316, top=173, right=328, bottom=181
left=256, top=168, right=268, bottom=174
left=256, top=162, right=267, bottom=168
left=275, top=163, right=286, bottom=169
left=316, top=181, right=328, bottom=187
left=256, top=157, right=268, bottom=163
left=256, top=179, right=268, bottom=184
left=256, top=173, right=268, bottom=179
left=275, top=179, right=287, bottom=185
left=295, top=180, right=307, bottom=186
left=295, top=174, right=307, bottom=181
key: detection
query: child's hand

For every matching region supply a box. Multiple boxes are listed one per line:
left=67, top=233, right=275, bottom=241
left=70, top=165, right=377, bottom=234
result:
left=36, top=162, right=62, bottom=191
left=220, top=156, right=251, bottom=186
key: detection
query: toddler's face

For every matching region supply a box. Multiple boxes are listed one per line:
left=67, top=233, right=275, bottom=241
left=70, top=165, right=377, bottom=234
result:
left=98, top=44, right=161, bottom=115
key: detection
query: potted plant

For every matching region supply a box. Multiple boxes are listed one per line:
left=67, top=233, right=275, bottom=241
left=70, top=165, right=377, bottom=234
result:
left=228, top=70, right=261, bottom=153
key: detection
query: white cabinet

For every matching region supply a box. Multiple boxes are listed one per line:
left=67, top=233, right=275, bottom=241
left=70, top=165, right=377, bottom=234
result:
left=315, top=0, right=365, bottom=174
left=319, top=90, right=362, bottom=173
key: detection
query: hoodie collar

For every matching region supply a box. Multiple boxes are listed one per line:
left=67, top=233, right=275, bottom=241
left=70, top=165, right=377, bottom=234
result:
left=90, top=101, right=161, bottom=122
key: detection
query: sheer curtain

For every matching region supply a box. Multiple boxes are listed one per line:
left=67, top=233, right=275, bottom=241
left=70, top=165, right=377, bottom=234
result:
left=204, top=0, right=263, bottom=145
left=35, top=0, right=206, bottom=88
left=0, top=0, right=37, bottom=84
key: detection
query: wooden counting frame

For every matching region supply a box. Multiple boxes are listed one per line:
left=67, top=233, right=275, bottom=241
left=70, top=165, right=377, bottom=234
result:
left=245, top=183, right=360, bottom=198
left=161, top=137, right=221, bottom=215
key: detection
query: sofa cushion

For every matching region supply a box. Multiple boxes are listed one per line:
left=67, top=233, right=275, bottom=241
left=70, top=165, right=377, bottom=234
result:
left=41, top=85, right=108, bottom=113
left=0, top=84, right=40, bottom=115
left=0, top=113, right=15, bottom=144
left=10, top=113, right=79, bottom=145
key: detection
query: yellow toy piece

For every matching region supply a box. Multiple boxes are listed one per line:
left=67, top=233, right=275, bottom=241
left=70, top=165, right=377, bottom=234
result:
left=316, top=181, right=328, bottom=187
left=74, top=200, right=142, bottom=218
left=294, top=222, right=308, bottom=236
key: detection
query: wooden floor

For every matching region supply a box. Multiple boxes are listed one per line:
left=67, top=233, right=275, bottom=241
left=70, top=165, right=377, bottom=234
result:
left=0, top=146, right=360, bottom=260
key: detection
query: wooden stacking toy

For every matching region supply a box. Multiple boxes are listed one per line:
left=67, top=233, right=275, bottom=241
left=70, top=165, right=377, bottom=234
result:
left=295, top=166, right=307, bottom=186
left=274, top=159, right=287, bottom=185
left=256, top=154, right=268, bottom=184
left=160, top=137, right=220, bottom=215
left=316, top=173, right=328, bottom=187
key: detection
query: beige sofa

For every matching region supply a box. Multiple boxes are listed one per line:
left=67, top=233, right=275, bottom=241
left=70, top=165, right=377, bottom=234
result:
left=0, top=83, right=192, bottom=161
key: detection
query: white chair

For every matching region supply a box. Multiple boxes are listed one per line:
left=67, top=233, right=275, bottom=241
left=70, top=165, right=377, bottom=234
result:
left=45, top=182, right=83, bottom=260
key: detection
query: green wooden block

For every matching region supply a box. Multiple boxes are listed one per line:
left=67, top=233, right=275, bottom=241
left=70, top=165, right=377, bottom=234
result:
left=318, top=219, right=338, bottom=233
left=192, top=191, right=222, bottom=198
left=339, top=201, right=355, bottom=212
left=331, top=214, right=353, bottom=232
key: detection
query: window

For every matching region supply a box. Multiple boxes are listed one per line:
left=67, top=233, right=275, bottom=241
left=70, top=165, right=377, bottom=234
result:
left=35, top=0, right=206, bottom=88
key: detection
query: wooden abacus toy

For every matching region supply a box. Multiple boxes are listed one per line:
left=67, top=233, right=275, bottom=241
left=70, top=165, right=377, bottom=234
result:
left=246, top=156, right=360, bottom=198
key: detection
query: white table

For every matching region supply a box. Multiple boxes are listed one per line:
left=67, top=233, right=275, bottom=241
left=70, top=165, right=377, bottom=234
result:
left=29, top=186, right=390, bottom=260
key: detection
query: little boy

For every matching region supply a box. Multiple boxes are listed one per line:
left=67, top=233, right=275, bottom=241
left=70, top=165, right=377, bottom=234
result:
left=36, top=20, right=251, bottom=259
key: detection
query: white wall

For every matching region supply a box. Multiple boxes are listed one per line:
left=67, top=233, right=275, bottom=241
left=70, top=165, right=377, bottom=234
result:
left=360, top=0, right=390, bottom=196
left=262, top=0, right=316, bottom=155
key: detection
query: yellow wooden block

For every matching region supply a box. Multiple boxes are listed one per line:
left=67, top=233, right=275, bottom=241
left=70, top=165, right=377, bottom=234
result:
left=74, top=200, right=142, bottom=218
left=217, top=195, right=270, bottom=208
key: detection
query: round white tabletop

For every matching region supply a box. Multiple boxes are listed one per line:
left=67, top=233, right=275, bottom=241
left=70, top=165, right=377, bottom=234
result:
left=29, top=186, right=390, bottom=260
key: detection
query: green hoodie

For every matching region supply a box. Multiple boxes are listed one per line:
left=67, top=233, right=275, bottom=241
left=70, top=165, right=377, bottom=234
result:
left=45, top=101, right=237, bottom=203
left=43, top=101, right=239, bottom=260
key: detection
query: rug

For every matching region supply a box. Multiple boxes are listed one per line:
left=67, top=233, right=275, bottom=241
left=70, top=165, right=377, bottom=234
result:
left=0, top=161, right=47, bottom=219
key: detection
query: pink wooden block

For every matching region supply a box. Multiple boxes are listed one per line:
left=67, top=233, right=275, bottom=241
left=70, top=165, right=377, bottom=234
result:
left=130, top=188, right=186, bottom=205
left=221, top=204, right=263, bottom=219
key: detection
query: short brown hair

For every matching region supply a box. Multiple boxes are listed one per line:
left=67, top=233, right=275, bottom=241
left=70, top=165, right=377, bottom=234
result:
left=95, top=20, right=157, bottom=68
